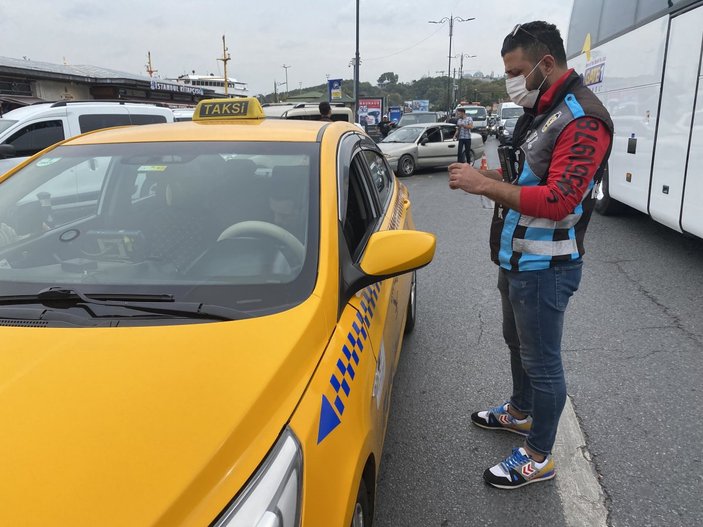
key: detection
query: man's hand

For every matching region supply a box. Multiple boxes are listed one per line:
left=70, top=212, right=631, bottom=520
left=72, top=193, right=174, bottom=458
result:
left=448, top=162, right=488, bottom=194
left=449, top=163, right=523, bottom=210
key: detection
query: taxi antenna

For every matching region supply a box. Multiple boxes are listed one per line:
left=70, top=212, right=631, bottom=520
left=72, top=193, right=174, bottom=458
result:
left=217, top=35, right=231, bottom=97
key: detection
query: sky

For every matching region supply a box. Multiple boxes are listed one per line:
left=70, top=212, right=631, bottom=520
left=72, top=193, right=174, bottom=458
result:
left=0, top=0, right=574, bottom=95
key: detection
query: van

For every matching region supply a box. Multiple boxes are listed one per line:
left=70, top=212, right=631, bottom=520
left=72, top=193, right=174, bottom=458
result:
left=455, top=104, right=489, bottom=141
left=496, top=102, right=524, bottom=132
left=172, top=108, right=195, bottom=122
left=262, top=102, right=353, bottom=122
left=0, top=100, right=174, bottom=163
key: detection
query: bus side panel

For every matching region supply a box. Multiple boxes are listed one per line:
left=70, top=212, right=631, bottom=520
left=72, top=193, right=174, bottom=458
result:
left=681, top=71, right=703, bottom=238
left=569, top=17, right=668, bottom=214
left=650, top=6, right=703, bottom=232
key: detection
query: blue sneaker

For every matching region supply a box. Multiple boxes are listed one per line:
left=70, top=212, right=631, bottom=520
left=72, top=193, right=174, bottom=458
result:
left=471, top=403, right=532, bottom=436
left=484, top=447, right=556, bottom=489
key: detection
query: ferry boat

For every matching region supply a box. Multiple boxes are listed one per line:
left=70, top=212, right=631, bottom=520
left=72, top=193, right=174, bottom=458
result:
left=168, top=73, right=248, bottom=97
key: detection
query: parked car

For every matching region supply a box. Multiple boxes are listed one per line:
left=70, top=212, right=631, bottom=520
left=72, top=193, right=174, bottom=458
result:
left=378, top=122, right=485, bottom=177
left=172, top=107, right=195, bottom=121
left=0, top=97, right=435, bottom=527
left=0, top=100, right=174, bottom=164
left=499, top=117, right=519, bottom=145
left=396, top=111, right=440, bottom=128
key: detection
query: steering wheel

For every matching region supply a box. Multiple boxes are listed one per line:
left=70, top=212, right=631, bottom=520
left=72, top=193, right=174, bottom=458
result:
left=217, top=221, right=306, bottom=265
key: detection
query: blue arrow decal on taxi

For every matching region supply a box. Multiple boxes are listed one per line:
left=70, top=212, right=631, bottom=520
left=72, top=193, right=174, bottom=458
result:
left=317, top=395, right=342, bottom=443
left=317, top=283, right=381, bottom=444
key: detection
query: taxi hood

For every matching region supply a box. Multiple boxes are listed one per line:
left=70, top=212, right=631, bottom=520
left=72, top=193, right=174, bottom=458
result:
left=0, top=296, right=328, bottom=526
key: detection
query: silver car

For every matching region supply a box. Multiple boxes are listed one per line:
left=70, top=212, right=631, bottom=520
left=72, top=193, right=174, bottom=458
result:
left=378, top=123, right=484, bottom=177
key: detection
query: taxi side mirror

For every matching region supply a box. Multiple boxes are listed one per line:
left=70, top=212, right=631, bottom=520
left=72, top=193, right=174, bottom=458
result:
left=420, top=138, right=428, bottom=146
left=340, top=229, right=435, bottom=310
left=359, top=230, right=435, bottom=277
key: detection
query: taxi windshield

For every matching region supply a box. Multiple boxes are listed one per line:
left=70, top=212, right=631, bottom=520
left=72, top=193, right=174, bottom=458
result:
left=0, top=141, right=320, bottom=319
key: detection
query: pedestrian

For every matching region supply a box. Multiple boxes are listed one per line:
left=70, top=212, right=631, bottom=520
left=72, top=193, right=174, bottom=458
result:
left=319, top=101, right=333, bottom=122
left=452, top=108, right=473, bottom=163
left=378, top=116, right=395, bottom=138
left=448, top=20, right=613, bottom=489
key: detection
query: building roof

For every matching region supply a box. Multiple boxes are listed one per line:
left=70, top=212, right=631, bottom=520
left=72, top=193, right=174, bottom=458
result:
left=0, top=55, right=153, bottom=83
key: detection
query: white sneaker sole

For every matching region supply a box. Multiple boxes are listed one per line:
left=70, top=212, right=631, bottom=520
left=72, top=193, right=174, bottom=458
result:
left=471, top=419, right=531, bottom=437
left=486, top=471, right=556, bottom=489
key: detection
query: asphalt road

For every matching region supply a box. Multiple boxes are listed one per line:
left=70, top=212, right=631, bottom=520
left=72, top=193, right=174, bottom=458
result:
left=374, top=137, right=703, bottom=527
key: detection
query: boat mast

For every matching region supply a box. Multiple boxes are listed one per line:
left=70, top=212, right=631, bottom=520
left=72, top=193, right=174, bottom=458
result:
left=217, top=35, right=231, bottom=96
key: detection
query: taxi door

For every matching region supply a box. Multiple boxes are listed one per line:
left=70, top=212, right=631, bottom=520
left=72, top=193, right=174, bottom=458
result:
left=290, top=134, right=406, bottom=526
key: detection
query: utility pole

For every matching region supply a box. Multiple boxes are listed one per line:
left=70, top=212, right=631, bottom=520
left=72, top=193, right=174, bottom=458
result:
left=354, top=0, right=360, bottom=124
left=217, top=35, right=231, bottom=96
left=282, top=64, right=291, bottom=100
left=145, top=51, right=158, bottom=78
left=429, top=15, right=475, bottom=113
left=458, top=53, right=476, bottom=103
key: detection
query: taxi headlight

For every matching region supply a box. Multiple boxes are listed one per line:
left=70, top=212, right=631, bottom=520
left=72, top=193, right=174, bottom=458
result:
left=213, top=428, right=302, bottom=527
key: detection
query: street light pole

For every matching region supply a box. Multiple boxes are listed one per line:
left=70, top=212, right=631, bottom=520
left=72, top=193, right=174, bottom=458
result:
left=354, top=0, right=360, bottom=124
left=458, top=53, right=476, bottom=103
left=429, top=15, right=475, bottom=114
left=282, top=64, right=291, bottom=100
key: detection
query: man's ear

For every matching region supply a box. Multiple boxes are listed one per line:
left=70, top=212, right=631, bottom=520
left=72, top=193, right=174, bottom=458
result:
left=541, top=54, right=557, bottom=76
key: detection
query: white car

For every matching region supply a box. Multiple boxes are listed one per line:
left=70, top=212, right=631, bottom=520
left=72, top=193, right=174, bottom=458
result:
left=378, top=122, right=484, bottom=177
left=0, top=101, right=174, bottom=166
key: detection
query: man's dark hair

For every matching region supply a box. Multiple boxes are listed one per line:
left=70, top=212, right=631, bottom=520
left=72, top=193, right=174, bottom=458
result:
left=501, top=21, right=567, bottom=67
left=319, top=101, right=331, bottom=115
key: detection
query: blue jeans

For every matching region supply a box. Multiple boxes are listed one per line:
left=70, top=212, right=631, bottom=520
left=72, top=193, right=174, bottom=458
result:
left=457, top=138, right=472, bottom=163
left=498, top=262, right=582, bottom=456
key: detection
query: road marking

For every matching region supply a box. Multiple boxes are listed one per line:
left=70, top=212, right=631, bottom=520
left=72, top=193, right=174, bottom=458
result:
left=553, top=396, right=608, bottom=527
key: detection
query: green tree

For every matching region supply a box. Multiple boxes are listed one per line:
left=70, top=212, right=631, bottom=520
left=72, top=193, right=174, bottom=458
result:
left=377, top=72, right=399, bottom=86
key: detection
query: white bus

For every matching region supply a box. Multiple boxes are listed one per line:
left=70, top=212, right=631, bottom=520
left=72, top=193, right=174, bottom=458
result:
left=567, top=0, right=703, bottom=239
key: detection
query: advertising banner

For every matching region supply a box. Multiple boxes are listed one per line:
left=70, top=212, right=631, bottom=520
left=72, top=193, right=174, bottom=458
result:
left=358, top=98, right=383, bottom=125
left=412, top=99, right=430, bottom=112
left=328, top=79, right=343, bottom=101
left=388, top=106, right=402, bottom=124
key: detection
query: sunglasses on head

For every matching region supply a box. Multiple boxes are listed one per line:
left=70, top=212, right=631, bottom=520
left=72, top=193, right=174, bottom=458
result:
left=511, top=23, right=549, bottom=48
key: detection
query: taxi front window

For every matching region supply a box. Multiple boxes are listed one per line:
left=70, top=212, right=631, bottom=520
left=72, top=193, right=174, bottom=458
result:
left=0, top=141, right=320, bottom=320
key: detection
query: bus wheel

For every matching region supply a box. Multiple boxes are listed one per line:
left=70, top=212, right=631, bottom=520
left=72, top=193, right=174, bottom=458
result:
left=595, top=166, right=627, bottom=216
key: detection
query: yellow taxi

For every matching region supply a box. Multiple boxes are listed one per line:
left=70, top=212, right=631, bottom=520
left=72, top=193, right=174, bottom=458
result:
left=0, top=98, right=435, bottom=526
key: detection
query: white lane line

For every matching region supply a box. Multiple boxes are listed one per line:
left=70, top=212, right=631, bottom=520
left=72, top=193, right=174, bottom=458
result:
left=553, top=396, right=608, bottom=527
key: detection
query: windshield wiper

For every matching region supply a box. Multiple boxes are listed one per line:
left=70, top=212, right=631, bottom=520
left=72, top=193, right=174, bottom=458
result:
left=0, top=287, right=251, bottom=321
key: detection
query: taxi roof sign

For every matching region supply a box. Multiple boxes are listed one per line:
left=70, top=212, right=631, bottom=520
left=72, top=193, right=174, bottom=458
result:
left=193, top=97, right=265, bottom=121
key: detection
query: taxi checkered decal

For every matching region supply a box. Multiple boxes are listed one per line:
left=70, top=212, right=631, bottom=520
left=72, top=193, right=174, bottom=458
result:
left=317, top=283, right=381, bottom=444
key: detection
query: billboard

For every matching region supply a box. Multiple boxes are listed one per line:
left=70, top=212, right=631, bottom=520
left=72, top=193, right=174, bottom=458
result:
left=358, top=98, right=383, bottom=125
left=328, top=78, right=343, bottom=101
left=412, top=99, right=430, bottom=112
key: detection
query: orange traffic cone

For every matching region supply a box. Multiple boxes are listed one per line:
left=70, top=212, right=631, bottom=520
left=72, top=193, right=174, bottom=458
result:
left=479, top=152, right=488, bottom=171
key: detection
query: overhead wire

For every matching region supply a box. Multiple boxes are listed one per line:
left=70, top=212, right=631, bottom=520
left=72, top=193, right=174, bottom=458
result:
left=363, top=23, right=447, bottom=61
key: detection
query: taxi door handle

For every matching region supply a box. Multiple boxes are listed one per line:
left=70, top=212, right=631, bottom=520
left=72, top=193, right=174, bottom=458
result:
left=448, top=144, right=456, bottom=148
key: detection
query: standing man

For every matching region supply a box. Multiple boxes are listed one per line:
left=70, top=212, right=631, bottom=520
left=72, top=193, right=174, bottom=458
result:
left=453, top=108, right=474, bottom=163
left=448, top=21, right=613, bottom=489
left=378, top=116, right=395, bottom=138
left=319, top=101, right=333, bottom=122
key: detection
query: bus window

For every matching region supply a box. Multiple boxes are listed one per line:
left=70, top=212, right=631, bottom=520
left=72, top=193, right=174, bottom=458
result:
left=566, top=0, right=604, bottom=58
left=598, top=1, right=637, bottom=43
